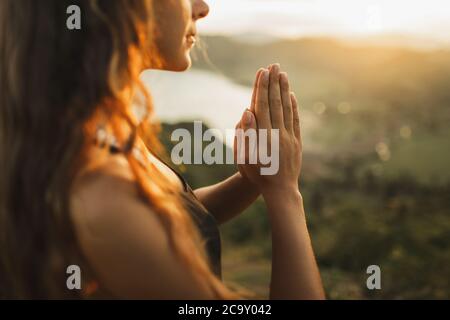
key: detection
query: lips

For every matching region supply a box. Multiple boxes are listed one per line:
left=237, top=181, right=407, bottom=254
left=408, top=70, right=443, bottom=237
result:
left=186, top=25, right=198, bottom=47
left=186, top=34, right=197, bottom=47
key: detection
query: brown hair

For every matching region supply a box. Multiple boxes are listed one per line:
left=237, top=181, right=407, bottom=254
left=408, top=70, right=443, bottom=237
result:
left=0, top=0, right=238, bottom=299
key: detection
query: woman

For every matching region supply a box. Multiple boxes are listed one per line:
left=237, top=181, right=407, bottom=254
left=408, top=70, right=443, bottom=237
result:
left=0, top=0, right=325, bottom=299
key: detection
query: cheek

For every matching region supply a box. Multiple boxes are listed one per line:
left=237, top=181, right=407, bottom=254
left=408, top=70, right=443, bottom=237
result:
left=155, top=30, right=191, bottom=71
left=152, top=1, right=192, bottom=71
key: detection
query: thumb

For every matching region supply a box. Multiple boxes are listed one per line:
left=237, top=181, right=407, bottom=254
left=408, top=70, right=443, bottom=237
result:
left=240, top=110, right=257, bottom=165
left=233, top=120, right=241, bottom=161
left=241, top=109, right=256, bottom=130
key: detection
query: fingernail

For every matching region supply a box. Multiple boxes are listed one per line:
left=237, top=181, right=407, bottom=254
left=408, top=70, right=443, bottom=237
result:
left=244, top=111, right=253, bottom=126
left=272, top=64, right=280, bottom=74
left=262, top=70, right=269, bottom=81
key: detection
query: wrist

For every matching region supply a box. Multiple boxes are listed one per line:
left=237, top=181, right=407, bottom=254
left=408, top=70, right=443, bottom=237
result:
left=263, top=187, right=306, bottom=221
left=261, top=183, right=301, bottom=199
left=262, top=186, right=303, bottom=205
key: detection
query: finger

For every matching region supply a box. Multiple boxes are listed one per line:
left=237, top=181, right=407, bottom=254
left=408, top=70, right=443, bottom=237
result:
left=280, top=72, right=293, bottom=132
left=250, top=69, right=265, bottom=113
left=291, top=92, right=301, bottom=141
left=234, top=120, right=242, bottom=163
left=241, top=110, right=258, bottom=164
left=269, top=64, right=283, bottom=129
left=255, top=69, right=271, bottom=130
left=242, top=110, right=257, bottom=130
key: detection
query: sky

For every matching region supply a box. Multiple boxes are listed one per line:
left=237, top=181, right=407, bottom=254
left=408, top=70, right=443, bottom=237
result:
left=198, top=0, right=450, bottom=44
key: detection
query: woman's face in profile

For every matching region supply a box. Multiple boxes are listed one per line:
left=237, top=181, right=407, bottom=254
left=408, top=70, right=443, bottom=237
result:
left=152, top=0, right=209, bottom=71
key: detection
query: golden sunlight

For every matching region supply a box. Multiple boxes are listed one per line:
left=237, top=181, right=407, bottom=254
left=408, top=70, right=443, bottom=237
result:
left=201, top=0, right=450, bottom=44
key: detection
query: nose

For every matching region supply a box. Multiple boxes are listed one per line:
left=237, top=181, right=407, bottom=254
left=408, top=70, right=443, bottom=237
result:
left=192, top=0, right=210, bottom=21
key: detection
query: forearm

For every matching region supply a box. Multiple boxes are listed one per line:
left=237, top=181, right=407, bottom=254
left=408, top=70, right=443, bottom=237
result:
left=264, top=188, right=325, bottom=300
left=194, top=172, right=260, bottom=225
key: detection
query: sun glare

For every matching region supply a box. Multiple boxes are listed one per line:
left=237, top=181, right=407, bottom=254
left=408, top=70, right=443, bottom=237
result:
left=200, top=0, right=450, bottom=42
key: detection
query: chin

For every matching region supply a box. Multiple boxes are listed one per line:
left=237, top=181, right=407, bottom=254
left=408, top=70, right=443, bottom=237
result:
left=169, top=52, right=192, bottom=72
left=153, top=55, right=191, bottom=72
left=148, top=47, right=193, bottom=72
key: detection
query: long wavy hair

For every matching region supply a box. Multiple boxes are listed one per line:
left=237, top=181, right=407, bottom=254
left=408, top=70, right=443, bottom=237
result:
left=0, top=0, right=238, bottom=299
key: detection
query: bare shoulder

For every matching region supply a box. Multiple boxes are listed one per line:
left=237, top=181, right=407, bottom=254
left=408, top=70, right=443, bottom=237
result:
left=70, top=154, right=213, bottom=299
left=71, top=154, right=141, bottom=226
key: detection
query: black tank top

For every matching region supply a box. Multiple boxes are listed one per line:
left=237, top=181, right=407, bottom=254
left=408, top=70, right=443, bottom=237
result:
left=108, top=144, right=223, bottom=279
